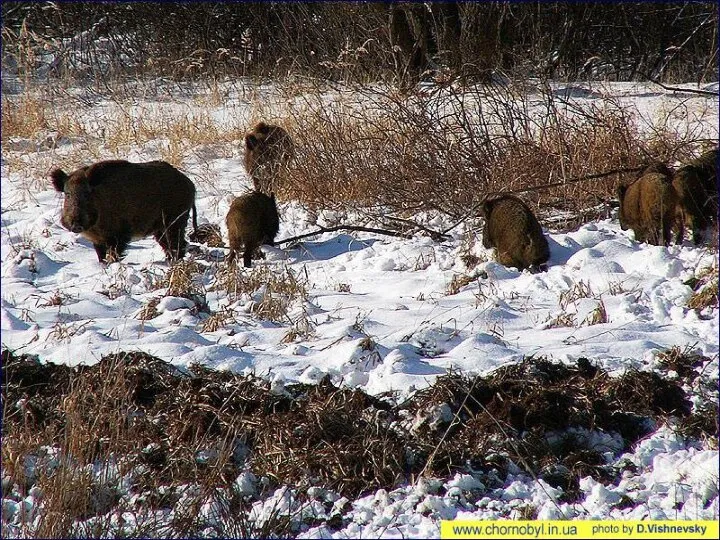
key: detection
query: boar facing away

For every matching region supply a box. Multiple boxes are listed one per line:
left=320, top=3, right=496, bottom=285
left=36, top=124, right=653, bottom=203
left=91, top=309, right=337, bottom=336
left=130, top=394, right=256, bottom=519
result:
left=226, top=191, right=280, bottom=268
left=51, top=160, right=197, bottom=263
left=617, top=166, right=677, bottom=246
left=480, top=194, right=550, bottom=273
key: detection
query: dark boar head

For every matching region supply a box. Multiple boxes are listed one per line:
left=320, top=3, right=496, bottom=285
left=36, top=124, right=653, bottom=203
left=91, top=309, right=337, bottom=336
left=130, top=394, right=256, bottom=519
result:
left=51, top=167, right=98, bottom=234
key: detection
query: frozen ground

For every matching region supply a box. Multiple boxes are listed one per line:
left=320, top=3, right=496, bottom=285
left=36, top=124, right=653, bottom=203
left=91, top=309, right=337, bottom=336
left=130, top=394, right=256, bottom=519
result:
left=1, top=80, right=718, bottom=537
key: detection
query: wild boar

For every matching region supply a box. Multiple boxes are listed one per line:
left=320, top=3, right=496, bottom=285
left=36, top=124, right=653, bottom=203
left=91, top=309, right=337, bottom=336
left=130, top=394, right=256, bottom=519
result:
left=672, top=148, right=718, bottom=244
left=244, top=121, right=294, bottom=194
left=480, top=194, right=550, bottom=272
left=617, top=167, right=677, bottom=246
left=226, top=191, right=280, bottom=268
left=51, top=160, right=197, bottom=263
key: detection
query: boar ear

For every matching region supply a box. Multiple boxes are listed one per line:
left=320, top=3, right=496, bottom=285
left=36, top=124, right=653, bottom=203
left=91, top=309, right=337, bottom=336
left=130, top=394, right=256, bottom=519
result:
left=270, top=192, right=276, bottom=203
left=246, top=134, right=258, bottom=150
left=479, top=199, right=492, bottom=217
left=616, top=185, right=627, bottom=201
left=50, top=169, right=68, bottom=192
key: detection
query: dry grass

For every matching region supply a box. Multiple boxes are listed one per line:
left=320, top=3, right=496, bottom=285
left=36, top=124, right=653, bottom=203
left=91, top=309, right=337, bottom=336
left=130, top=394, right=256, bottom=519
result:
left=686, top=265, right=719, bottom=311
left=103, top=106, right=244, bottom=168
left=2, top=88, right=246, bottom=187
left=189, top=223, right=225, bottom=248
left=585, top=300, right=608, bottom=326
left=2, top=95, right=87, bottom=145
left=559, top=280, right=594, bottom=311
left=1, top=95, right=51, bottom=141
left=136, top=297, right=161, bottom=321
left=446, top=273, right=478, bottom=296
left=212, top=264, right=308, bottom=325
left=2, top=348, right=713, bottom=536
left=545, top=313, right=578, bottom=329
left=269, top=81, right=709, bottom=229
left=200, top=305, right=237, bottom=333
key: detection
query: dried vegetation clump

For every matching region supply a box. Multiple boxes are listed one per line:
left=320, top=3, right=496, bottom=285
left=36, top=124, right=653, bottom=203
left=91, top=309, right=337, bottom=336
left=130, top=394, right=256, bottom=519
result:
left=685, top=265, right=719, bottom=312
left=212, top=264, right=308, bottom=324
left=400, top=355, right=714, bottom=500
left=3, top=347, right=715, bottom=536
left=275, top=83, right=703, bottom=228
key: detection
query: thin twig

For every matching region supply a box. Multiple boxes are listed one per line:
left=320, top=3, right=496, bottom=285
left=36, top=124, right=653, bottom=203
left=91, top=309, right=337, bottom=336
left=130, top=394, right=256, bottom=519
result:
left=275, top=224, right=413, bottom=246
left=379, top=214, right=450, bottom=241
left=506, top=166, right=645, bottom=197
left=644, top=76, right=719, bottom=97
left=440, top=166, right=643, bottom=235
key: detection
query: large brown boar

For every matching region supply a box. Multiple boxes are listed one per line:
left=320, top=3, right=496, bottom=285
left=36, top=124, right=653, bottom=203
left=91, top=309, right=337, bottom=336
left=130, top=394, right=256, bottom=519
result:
left=672, top=148, right=718, bottom=244
left=226, top=191, right=280, bottom=268
left=479, top=194, right=550, bottom=273
left=617, top=166, right=677, bottom=246
left=244, top=121, right=294, bottom=194
left=51, top=160, right=197, bottom=263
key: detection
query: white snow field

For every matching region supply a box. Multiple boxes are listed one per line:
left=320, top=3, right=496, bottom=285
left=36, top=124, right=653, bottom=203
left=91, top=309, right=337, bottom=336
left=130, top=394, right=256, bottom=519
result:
left=2, top=80, right=718, bottom=537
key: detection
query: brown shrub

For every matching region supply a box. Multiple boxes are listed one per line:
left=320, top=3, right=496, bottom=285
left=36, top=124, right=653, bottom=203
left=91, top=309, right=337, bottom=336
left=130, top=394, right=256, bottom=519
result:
left=51, top=160, right=197, bottom=263
left=480, top=194, right=550, bottom=272
left=226, top=191, right=280, bottom=268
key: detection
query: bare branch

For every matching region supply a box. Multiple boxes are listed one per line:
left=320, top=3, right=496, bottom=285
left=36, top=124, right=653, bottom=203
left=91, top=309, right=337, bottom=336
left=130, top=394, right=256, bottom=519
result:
left=645, top=77, right=719, bottom=97
left=275, top=224, right=414, bottom=246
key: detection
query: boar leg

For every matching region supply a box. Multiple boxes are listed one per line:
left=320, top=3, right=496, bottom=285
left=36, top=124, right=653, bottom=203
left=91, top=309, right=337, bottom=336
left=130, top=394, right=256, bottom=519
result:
left=674, top=211, right=686, bottom=244
left=662, top=219, right=674, bottom=246
left=155, top=219, right=188, bottom=261
left=93, top=243, right=108, bottom=263
left=243, top=240, right=258, bottom=268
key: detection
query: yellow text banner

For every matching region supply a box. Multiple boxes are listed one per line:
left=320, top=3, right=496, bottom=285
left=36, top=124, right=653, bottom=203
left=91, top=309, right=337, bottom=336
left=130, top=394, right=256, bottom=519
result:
left=441, top=520, right=718, bottom=539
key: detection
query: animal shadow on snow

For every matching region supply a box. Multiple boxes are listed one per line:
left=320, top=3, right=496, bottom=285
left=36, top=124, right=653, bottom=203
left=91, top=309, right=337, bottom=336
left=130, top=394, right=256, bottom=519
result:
left=545, top=236, right=584, bottom=266
left=287, top=233, right=378, bottom=263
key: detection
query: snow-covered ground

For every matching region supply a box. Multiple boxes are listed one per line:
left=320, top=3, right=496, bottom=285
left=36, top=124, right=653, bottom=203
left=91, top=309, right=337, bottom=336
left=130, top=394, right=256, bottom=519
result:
left=2, top=80, right=718, bottom=537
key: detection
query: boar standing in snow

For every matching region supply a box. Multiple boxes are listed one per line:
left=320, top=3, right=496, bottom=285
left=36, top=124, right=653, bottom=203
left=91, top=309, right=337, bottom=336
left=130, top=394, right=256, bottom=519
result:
left=226, top=191, right=280, bottom=268
left=617, top=164, right=677, bottom=246
left=480, top=194, right=550, bottom=273
left=672, top=148, right=718, bottom=244
left=244, top=121, right=294, bottom=195
left=51, top=160, right=197, bottom=263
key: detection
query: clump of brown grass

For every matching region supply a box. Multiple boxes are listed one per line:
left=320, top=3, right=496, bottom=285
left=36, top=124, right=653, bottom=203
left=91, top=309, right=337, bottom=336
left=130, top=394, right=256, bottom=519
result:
left=164, top=260, right=203, bottom=298
left=200, top=305, right=237, bottom=333
left=458, top=232, right=485, bottom=270
left=656, top=345, right=707, bottom=380
left=189, top=223, right=225, bottom=247
left=2, top=93, right=86, bottom=142
left=136, top=297, right=161, bottom=321
left=559, top=280, right=594, bottom=311
left=213, top=265, right=308, bottom=325
left=545, top=313, right=577, bottom=329
left=104, top=106, right=244, bottom=168
left=446, top=273, right=478, bottom=296
left=1, top=95, right=50, bottom=141
left=584, top=300, right=608, bottom=326
left=686, top=265, right=718, bottom=311
left=160, top=260, right=209, bottom=315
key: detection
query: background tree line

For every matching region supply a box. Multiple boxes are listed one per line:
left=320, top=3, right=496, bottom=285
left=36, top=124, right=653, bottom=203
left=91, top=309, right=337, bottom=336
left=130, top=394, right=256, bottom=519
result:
left=2, top=1, right=717, bottom=84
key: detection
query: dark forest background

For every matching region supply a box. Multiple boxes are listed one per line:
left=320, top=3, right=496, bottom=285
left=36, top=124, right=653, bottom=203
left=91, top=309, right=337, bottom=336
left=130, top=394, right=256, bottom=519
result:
left=2, top=2, right=718, bottom=84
